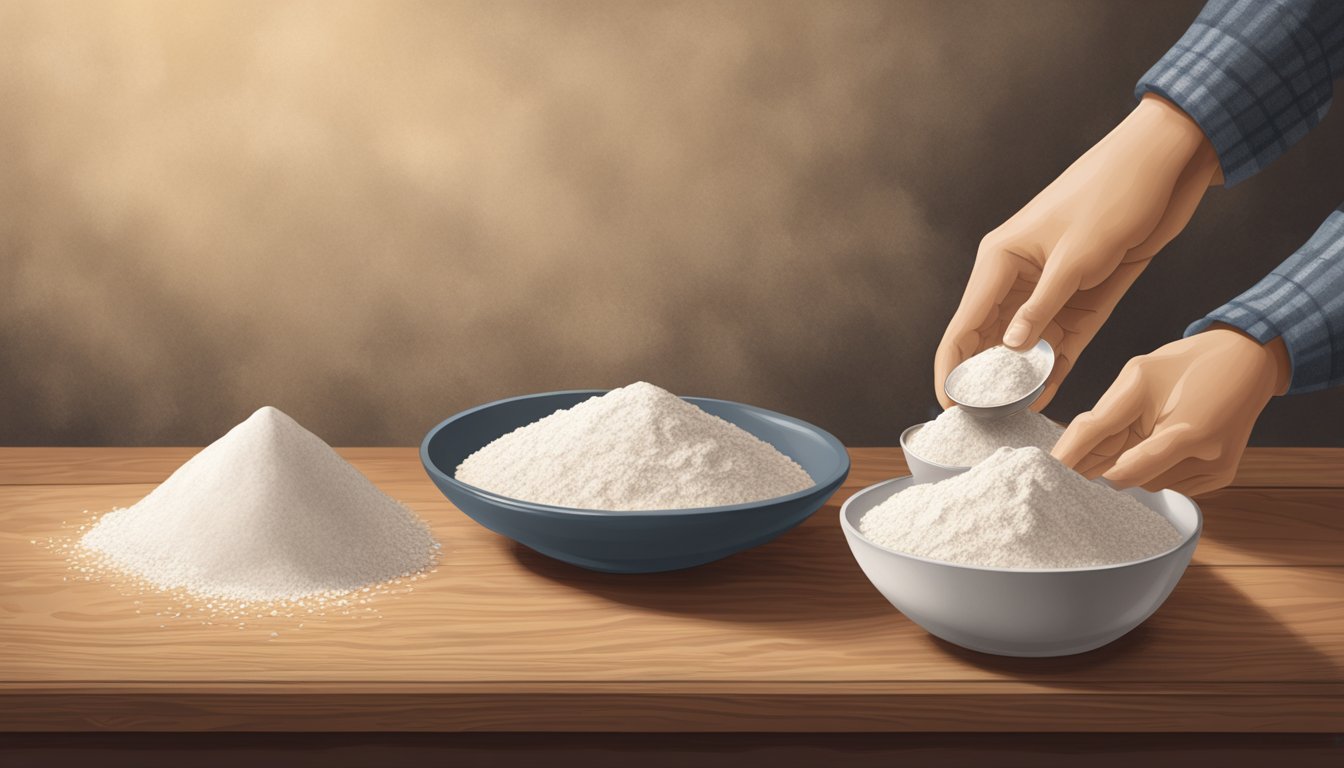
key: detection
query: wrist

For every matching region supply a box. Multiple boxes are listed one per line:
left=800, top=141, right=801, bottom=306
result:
left=1262, top=335, right=1291, bottom=395
left=1204, top=323, right=1292, bottom=396
left=1132, top=94, right=1223, bottom=186
left=1133, top=94, right=1205, bottom=147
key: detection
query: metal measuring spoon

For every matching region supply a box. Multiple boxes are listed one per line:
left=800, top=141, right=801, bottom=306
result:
left=944, top=339, right=1055, bottom=418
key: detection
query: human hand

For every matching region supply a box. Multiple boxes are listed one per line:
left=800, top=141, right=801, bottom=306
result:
left=1051, top=326, right=1291, bottom=496
left=934, top=94, right=1223, bottom=409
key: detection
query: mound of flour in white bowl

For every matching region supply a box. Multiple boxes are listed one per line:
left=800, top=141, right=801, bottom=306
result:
left=860, top=446, right=1182, bottom=569
left=907, top=406, right=1063, bottom=466
left=80, top=407, right=438, bottom=602
left=455, top=382, right=814, bottom=511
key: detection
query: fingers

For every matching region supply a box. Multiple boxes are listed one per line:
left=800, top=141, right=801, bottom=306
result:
left=935, top=238, right=1021, bottom=406
left=934, top=329, right=979, bottom=408
left=1101, top=424, right=1201, bottom=489
left=959, top=237, right=1023, bottom=325
left=1031, top=349, right=1072, bottom=412
left=1172, top=472, right=1236, bottom=497
left=1145, top=451, right=1239, bottom=496
left=1075, top=454, right=1112, bottom=478
left=1033, top=377, right=1062, bottom=413
left=1003, top=251, right=1084, bottom=349
left=1073, top=431, right=1135, bottom=478
left=1051, top=361, right=1146, bottom=467
left=1136, top=457, right=1210, bottom=492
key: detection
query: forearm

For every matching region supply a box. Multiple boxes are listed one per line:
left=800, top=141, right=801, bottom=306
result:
left=1186, top=207, right=1344, bottom=394
left=1136, top=0, right=1344, bottom=186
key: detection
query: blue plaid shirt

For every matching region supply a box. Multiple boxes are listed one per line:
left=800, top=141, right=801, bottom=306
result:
left=1136, top=0, right=1344, bottom=393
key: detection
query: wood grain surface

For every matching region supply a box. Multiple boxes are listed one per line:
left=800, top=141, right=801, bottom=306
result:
left=1, top=447, right=1342, bottom=732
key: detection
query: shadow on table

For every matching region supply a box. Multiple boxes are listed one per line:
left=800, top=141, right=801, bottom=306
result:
left=508, top=504, right=896, bottom=631
left=511, top=507, right=1342, bottom=684
left=927, top=566, right=1343, bottom=685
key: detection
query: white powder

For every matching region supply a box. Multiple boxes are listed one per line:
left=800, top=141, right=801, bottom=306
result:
left=948, top=345, right=1050, bottom=406
left=80, top=406, right=437, bottom=602
left=907, top=406, right=1063, bottom=466
left=455, top=382, right=814, bottom=511
left=860, top=447, right=1183, bottom=569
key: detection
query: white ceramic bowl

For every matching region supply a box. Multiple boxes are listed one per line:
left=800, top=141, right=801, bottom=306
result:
left=899, top=422, right=970, bottom=482
left=840, top=475, right=1202, bottom=657
left=899, top=415, right=1069, bottom=483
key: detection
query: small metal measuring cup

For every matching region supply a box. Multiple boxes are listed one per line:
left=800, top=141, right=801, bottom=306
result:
left=944, top=339, right=1055, bottom=418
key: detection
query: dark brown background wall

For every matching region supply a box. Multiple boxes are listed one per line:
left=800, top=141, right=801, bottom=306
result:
left=1, top=0, right=1340, bottom=447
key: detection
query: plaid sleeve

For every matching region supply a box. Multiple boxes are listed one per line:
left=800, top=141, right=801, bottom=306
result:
left=1135, top=0, right=1344, bottom=187
left=1186, top=206, right=1344, bottom=394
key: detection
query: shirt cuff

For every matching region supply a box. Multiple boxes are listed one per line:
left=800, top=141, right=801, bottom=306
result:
left=1184, top=210, right=1344, bottom=394
left=1135, top=0, right=1335, bottom=187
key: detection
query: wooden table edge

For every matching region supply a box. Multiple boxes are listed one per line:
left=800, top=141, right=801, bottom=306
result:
left=2, top=687, right=1341, bottom=732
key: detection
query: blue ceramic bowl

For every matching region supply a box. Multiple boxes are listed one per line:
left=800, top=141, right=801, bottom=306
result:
left=421, top=390, right=850, bottom=573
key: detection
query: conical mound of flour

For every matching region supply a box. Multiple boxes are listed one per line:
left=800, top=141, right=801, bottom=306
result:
left=455, top=382, right=814, bottom=511
left=80, top=407, right=437, bottom=602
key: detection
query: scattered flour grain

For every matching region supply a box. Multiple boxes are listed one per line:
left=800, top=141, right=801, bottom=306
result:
left=860, top=447, right=1182, bottom=569
left=455, top=382, right=814, bottom=510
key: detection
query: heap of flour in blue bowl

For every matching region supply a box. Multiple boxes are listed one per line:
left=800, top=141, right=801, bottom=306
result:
left=454, top=382, right=814, bottom=511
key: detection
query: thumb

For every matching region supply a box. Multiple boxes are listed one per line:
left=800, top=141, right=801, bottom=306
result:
left=1002, top=253, right=1085, bottom=350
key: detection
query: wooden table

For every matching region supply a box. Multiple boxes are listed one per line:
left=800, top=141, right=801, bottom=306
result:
left=2, top=447, right=1343, bottom=762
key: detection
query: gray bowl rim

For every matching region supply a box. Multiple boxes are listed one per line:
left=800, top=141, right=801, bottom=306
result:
left=839, top=474, right=1203, bottom=575
left=421, top=388, right=851, bottom=518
